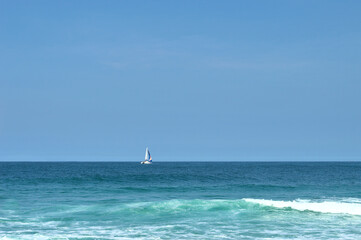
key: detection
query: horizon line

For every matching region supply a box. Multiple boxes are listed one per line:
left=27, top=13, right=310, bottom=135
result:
left=1, top=160, right=361, bottom=163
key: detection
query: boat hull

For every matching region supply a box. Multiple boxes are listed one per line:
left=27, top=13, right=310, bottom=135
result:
left=141, top=161, right=152, bottom=164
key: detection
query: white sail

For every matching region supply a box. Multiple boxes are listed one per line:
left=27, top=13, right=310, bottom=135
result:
left=145, top=147, right=149, bottom=160
left=141, top=147, right=152, bottom=164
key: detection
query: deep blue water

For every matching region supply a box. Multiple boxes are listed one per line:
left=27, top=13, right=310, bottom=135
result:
left=1, top=162, right=361, bottom=239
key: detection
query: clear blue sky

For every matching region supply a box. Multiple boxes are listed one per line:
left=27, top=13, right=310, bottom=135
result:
left=0, top=1, right=360, bottom=161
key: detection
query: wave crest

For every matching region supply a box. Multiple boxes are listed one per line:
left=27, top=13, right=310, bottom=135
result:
left=243, top=198, right=361, bottom=215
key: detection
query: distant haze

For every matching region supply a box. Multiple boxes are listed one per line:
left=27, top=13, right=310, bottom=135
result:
left=0, top=1, right=360, bottom=161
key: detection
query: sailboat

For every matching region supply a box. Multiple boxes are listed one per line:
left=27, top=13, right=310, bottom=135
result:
left=141, top=147, right=152, bottom=164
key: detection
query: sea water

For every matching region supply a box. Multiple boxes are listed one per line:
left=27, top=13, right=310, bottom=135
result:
left=1, top=162, right=361, bottom=239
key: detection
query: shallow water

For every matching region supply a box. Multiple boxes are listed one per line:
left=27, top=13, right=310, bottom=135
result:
left=1, top=162, right=361, bottom=239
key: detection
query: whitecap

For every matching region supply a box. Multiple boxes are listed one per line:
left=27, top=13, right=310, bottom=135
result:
left=243, top=198, right=361, bottom=215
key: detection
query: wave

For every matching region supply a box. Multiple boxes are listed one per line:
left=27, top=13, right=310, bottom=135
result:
left=124, top=199, right=247, bottom=213
left=125, top=198, right=361, bottom=216
left=3, top=198, right=361, bottom=225
left=3, top=198, right=361, bottom=239
left=243, top=198, right=361, bottom=215
left=110, top=198, right=361, bottom=216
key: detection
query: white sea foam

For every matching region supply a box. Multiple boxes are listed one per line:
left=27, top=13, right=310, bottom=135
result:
left=2, top=199, right=361, bottom=239
left=243, top=198, right=361, bottom=215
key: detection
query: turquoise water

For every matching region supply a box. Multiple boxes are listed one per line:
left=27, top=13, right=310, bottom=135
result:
left=1, top=162, right=361, bottom=239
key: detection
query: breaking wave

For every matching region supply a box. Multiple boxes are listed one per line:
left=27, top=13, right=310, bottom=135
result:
left=19, top=198, right=361, bottom=217
left=58, top=198, right=361, bottom=216
left=243, top=198, right=361, bottom=215
left=123, top=198, right=361, bottom=216
left=2, top=198, right=361, bottom=239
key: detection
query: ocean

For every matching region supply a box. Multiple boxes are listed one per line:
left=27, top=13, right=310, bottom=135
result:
left=1, top=162, right=361, bottom=239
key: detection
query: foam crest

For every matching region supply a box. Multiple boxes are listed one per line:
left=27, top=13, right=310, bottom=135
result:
left=243, top=198, right=361, bottom=215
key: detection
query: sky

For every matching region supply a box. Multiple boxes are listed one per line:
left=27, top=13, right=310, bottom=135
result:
left=0, top=0, right=360, bottom=161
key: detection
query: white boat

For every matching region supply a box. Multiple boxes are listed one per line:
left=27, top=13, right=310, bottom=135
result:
left=141, top=147, right=152, bottom=164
